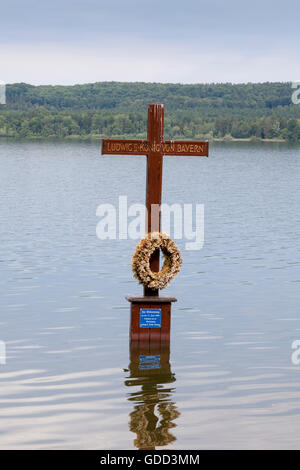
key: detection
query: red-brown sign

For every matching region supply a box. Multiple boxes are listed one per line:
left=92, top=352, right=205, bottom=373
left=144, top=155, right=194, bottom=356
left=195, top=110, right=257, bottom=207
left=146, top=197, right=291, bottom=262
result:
left=102, top=139, right=209, bottom=156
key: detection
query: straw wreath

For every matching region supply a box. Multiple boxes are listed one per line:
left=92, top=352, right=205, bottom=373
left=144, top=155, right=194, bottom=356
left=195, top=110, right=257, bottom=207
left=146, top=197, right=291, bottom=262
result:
left=132, top=232, right=182, bottom=290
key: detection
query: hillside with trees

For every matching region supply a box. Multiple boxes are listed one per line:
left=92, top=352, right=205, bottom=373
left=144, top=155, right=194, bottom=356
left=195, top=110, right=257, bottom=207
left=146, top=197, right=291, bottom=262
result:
left=0, top=82, right=300, bottom=141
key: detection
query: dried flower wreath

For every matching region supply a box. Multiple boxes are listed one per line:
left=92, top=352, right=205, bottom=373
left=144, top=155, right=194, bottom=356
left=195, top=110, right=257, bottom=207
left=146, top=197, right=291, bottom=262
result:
left=132, top=232, right=182, bottom=290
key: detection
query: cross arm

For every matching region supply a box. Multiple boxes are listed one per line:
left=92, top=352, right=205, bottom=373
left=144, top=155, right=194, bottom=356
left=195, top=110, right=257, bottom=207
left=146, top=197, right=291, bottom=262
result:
left=102, top=139, right=209, bottom=157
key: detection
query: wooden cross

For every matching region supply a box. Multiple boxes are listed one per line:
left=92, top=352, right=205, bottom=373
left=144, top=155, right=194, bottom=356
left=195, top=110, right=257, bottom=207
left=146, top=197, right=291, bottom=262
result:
left=102, top=104, right=209, bottom=297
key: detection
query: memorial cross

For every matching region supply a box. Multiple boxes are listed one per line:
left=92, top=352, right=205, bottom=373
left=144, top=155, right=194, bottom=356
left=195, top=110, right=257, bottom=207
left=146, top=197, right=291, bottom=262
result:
left=102, top=104, right=209, bottom=297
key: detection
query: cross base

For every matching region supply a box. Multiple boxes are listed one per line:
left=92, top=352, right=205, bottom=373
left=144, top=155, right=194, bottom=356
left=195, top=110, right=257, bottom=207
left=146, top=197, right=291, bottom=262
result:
left=126, top=295, right=177, bottom=345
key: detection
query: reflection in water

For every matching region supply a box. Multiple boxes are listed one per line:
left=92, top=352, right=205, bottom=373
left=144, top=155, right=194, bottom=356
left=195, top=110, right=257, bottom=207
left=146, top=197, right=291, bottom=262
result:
left=124, top=343, right=180, bottom=450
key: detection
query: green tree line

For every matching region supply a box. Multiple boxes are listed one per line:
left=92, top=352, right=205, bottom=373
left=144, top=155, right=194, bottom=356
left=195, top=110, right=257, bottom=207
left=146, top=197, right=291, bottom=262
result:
left=0, top=82, right=300, bottom=141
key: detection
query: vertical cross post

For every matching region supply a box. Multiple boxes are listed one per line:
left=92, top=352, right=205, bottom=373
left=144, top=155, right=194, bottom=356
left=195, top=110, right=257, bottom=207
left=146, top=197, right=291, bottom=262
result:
left=144, top=104, right=164, bottom=297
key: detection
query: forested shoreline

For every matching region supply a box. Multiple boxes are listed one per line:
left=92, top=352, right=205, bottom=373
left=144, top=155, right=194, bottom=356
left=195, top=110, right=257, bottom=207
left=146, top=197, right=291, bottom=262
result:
left=1, top=82, right=300, bottom=141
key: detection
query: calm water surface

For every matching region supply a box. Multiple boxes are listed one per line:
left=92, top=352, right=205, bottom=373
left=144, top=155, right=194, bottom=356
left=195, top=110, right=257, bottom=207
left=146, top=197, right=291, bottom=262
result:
left=0, top=139, right=300, bottom=449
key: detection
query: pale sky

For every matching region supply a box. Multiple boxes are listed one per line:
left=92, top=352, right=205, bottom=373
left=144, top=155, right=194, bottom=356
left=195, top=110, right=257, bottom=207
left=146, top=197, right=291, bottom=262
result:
left=1, top=0, right=300, bottom=85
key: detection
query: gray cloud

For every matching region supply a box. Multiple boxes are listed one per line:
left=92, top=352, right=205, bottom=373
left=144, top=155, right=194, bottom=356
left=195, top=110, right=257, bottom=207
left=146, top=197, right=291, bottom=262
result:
left=1, top=0, right=299, bottom=83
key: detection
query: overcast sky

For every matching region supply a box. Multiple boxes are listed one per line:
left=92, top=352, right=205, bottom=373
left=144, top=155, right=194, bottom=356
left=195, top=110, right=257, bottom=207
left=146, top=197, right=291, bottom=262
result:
left=1, top=0, right=299, bottom=85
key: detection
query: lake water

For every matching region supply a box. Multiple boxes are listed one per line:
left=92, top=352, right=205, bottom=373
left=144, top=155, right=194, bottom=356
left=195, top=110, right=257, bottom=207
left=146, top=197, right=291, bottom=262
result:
left=0, top=139, right=300, bottom=449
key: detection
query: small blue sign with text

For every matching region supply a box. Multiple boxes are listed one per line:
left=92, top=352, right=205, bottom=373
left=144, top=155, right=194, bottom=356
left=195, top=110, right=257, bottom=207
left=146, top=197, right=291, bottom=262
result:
left=140, top=308, right=161, bottom=328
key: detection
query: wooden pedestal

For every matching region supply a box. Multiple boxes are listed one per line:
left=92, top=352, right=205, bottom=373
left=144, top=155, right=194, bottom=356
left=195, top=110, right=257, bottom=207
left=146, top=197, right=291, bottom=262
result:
left=126, top=295, right=177, bottom=344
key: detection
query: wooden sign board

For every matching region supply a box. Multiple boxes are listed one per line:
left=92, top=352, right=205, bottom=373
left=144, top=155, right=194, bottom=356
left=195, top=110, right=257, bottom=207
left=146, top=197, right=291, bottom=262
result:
left=102, top=139, right=209, bottom=156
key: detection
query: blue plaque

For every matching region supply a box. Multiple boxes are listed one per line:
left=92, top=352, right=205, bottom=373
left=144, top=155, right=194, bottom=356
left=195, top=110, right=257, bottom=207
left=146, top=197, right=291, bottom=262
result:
left=140, top=308, right=161, bottom=328
left=139, top=355, right=161, bottom=370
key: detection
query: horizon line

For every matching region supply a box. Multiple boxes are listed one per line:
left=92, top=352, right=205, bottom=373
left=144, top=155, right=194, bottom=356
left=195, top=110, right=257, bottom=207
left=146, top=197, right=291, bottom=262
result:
left=5, top=80, right=296, bottom=87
